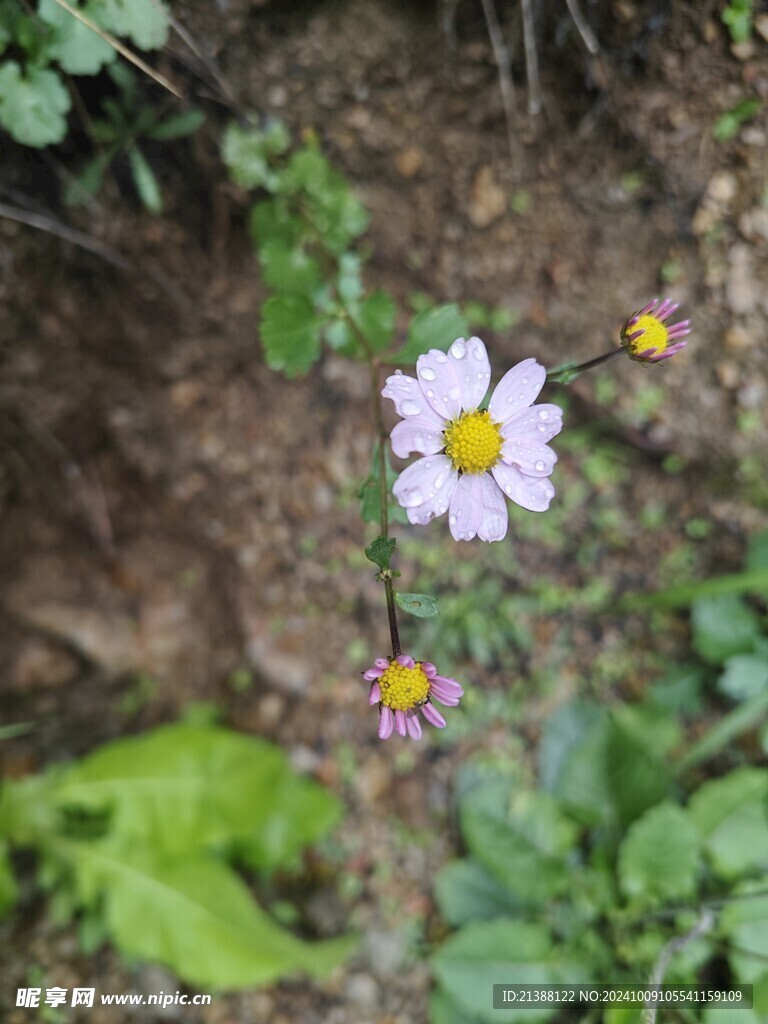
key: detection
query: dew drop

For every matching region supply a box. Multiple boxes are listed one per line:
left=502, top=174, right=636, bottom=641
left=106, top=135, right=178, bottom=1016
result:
left=435, top=352, right=448, bottom=363
left=521, top=376, right=529, bottom=385
left=469, top=339, right=484, bottom=358
left=402, top=489, right=423, bottom=508
left=504, top=484, right=512, bottom=495
left=535, top=460, right=545, bottom=472
left=476, top=371, right=485, bottom=380
left=434, top=470, right=447, bottom=489
left=394, top=369, right=403, bottom=377
left=539, top=409, right=549, bottom=420
left=450, top=340, right=467, bottom=360
left=420, top=367, right=436, bottom=382
left=448, top=386, right=460, bottom=401
left=414, top=432, right=425, bottom=449
left=426, top=389, right=434, bottom=398
left=428, top=491, right=435, bottom=499
left=449, top=514, right=457, bottom=525
left=401, top=399, right=422, bottom=416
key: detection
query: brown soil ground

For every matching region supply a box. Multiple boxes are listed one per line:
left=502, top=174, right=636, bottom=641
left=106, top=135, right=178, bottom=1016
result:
left=1, top=1, right=768, bottom=1021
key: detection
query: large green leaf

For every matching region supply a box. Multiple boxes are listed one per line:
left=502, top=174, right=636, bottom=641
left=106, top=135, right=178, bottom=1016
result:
left=38, top=0, right=116, bottom=75
left=259, top=240, right=322, bottom=295
left=618, top=801, right=701, bottom=906
left=432, top=918, right=589, bottom=1024
left=434, top=858, right=522, bottom=927
left=688, top=767, right=768, bottom=881
left=0, top=62, right=70, bottom=147
left=721, top=886, right=768, bottom=983
left=717, top=653, right=768, bottom=702
left=54, top=723, right=342, bottom=871
left=61, top=842, right=352, bottom=987
left=260, top=295, right=323, bottom=377
left=460, top=781, right=577, bottom=904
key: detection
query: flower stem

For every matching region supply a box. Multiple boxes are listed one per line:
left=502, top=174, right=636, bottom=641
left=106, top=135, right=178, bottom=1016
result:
left=547, top=347, right=624, bottom=384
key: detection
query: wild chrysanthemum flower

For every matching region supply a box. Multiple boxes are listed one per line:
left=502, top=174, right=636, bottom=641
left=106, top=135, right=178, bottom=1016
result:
left=620, top=297, right=690, bottom=363
left=382, top=338, right=562, bottom=542
left=364, top=654, right=463, bottom=740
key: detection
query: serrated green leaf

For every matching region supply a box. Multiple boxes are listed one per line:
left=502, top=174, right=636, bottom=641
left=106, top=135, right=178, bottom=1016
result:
left=259, top=240, right=322, bottom=295
left=461, top=781, right=577, bottom=904
left=0, top=62, right=70, bottom=147
left=396, top=304, right=469, bottom=363
left=337, top=252, right=363, bottom=302
left=618, top=801, right=701, bottom=905
left=282, top=146, right=369, bottom=252
left=260, top=295, right=322, bottom=377
left=432, top=918, right=589, bottom=1024
left=364, top=536, right=396, bottom=572
left=146, top=108, right=205, bottom=140
left=395, top=592, right=439, bottom=618
left=717, top=653, right=768, bottom=702
left=688, top=766, right=768, bottom=881
left=38, top=0, right=116, bottom=75
left=128, top=145, right=162, bottom=213
left=62, top=843, right=352, bottom=987
left=434, top=858, right=522, bottom=927
left=721, top=884, right=768, bottom=983
left=691, top=593, right=761, bottom=665
left=96, top=0, right=169, bottom=50
left=324, top=317, right=359, bottom=356
left=249, top=199, right=302, bottom=249
left=222, top=121, right=281, bottom=190
left=357, top=290, right=396, bottom=352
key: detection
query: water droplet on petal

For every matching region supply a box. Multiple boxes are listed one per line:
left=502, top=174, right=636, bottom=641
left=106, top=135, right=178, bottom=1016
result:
left=426, top=389, right=434, bottom=398
left=469, top=339, right=484, bottom=358
left=435, top=352, right=448, bottom=363
left=504, top=484, right=512, bottom=495
left=449, top=514, right=457, bottom=525
left=394, top=369, right=403, bottom=376
left=448, top=385, right=461, bottom=401
left=402, top=488, right=423, bottom=507
left=450, top=340, right=467, bottom=359
left=521, top=377, right=529, bottom=385
left=535, top=460, right=545, bottom=472
left=539, top=409, right=549, bottom=420
left=428, top=491, right=435, bottom=499
left=420, top=367, right=436, bottom=382
left=401, top=399, right=422, bottom=416
left=434, top=470, right=447, bottom=488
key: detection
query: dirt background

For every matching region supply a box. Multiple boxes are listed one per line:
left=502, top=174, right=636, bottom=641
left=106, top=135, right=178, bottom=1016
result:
left=1, top=0, right=768, bottom=1021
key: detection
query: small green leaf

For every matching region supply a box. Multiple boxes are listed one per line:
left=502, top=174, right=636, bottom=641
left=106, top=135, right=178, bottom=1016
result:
left=128, top=145, right=162, bottom=213
left=618, top=801, right=701, bottom=906
left=64, top=148, right=115, bottom=206
left=395, top=592, right=439, bottom=618
left=97, top=0, right=169, bottom=50
left=259, top=240, right=322, bottom=295
left=249, top=199, right=301, bottom=249
left=688, top=766, right=768, bottom=880
left=364, top=536, right=396, bottom=572
left=146, top=108, right=205, bottom=140
left=260, top=295, right=322, bottom=377
left=357, top=291, right=396, bottom=353
left=717, top=653, right=768, bottom=701
left=0, top=62, right=71, bottom=147
left=691, top=594, right=761, bottom=665
left=434, top=859, right=522, bottom=927
left=721, top=0, right=755, bottom=43
left=222, top=121, right=284, bottom=190
left=713, top=99, right=762, bottom=142
left=38, top=0, right=116, bottom=75
left=396, top=304, right=469, bottom=362
left=337, top=253, right=363, bottom=302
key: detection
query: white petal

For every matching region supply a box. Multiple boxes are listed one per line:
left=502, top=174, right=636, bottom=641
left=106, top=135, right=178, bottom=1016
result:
left=447, top=473, right=483, bottom=542
left=477, top=473, right=509, bottom=542
left=501, top=439, right=557, bottom=477
left=492, top=462, right=555, bottom=512
left=488, top=358, right=546, bottom=423
left=400, top=458, right=458, bottom=525
left=501, top=403, right=563, bottom=444
left=447, top=336, right=491, bottom=411
left=416, top=348, right=463, bottom=421
left=382, top=373, right=441, bottom=423
left=390, top=415, right=446, bottom=458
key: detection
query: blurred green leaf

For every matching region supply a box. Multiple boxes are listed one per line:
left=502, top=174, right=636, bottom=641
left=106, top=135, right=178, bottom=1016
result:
left=460, top=780, right=577, bottom=904
left=430, top=986, right=483, bottom=1024
left=0, top=62, right=71, bottom=147
left=676, top=689, right=768, bottom=774
left=721, top=0, right=755, bottom=43
left=337, top=252, right=363, bottom=302
left=691, top=594, right=761, bottom=665
left=38, top=0, right=116, bottom=75
left=618, top=801, right=701, bottom=906
left=98, top=0, right=169, bottom=50
left=128, top=145, right=162, bottom=213
left=434, top=859, right=522, bottom=927
left=249, top=199, right=302, bottom=249
left=721, top=885, right=768, bottom=983
left=717, top=653, right=768, bottom=702
left=713, top=99, right=761, bottom=142
left=259, top=240, right=322, bottom=295
left=64, top=148, right=115, bottom=206
left=260, top=295, right=323, bottom=377
left=688, top=767, right=768, bottom=881
left=63, top=843, right=352, bottom=987
left=395, top=592, right=439, bottom=618
left=359, top=443, right=408, bottom=525
left=357, top=291, right=396, bottom=352
left=0, top=842, right=17, bottom=919
left=396, top=304, right=469, bottom=363
left=146, top=108, right=205, bottom=140
left=223, top=121, right=285, bottom=190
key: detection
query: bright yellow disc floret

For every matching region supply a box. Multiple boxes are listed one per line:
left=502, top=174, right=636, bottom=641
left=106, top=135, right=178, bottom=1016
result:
left=627, top=314, right=669, bottom=357
left=379, top=662, right=430, bottom=711
left=444, top=410, right=503, bottom=475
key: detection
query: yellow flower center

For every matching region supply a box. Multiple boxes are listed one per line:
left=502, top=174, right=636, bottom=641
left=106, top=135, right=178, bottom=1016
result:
left=444, top=410, right=503, bottom=475
left=627, top=315, right=669, bottom=357
left=378, top=661, right=430, bottom=712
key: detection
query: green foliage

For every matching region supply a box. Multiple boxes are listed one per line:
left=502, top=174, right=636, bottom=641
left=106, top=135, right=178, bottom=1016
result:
left=713, top=98, right=762, bottom=141
left=0, top=722, right=352, bottom=987
left=396, top=305, right=469, bottom=363
left=364, top=535, right=397, bottom=572
left=618, top=802, right=701, bottom=905
left=691, top=593, right=762, bottom=664
left=395, top=592, right=440, bottom=618
left=0, top=0, right=170, bottom=148
left=721, top=0, right=755, bottom=43
left=358, top=442, right=408, bottom=526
